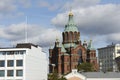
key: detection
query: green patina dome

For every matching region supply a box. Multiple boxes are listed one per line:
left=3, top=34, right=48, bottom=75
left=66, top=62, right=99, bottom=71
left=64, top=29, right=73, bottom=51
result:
left=64, top=12, right=78, bottom=32
left=87, top=40, right=95, bottom=50
left=58, top=44, right=66, bottom=52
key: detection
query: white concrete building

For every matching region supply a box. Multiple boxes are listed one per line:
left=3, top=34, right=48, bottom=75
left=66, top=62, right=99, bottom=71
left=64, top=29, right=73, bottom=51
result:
left=98, top=44, right=120, bottom=72
left=0, top=43, right=48, bottom=80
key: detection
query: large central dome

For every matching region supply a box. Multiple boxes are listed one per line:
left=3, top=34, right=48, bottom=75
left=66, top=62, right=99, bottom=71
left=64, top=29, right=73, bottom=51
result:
left=64, top=12, right=78, bottom=32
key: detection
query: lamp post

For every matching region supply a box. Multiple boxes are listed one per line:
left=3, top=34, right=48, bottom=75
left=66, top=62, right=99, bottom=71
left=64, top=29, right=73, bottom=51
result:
left=51, top=64, right=56, bottom=73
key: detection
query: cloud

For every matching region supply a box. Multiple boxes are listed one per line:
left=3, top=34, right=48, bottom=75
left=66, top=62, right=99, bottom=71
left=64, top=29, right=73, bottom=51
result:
left=38, top=0, right=62, bottom=11
left=0, top=23, right=61, bottom=47
left=0, top=0, right=31, bottom=19
left=52, top=4, right=120, bottom=35
left=106, top=33, right=120, bottom=44
left=0, top=0, right=16, bottom=13
left=62, top=0, right=100, bottom=10
left=52, top=0, right=120, bottom=47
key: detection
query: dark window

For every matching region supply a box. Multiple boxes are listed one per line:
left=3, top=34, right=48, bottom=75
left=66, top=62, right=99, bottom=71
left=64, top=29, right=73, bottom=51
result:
left=0, top=60, right=5, bottom=67
left=16, top=70, right=23, bottom=76
left=78, top=49, right=83, bottom=64
left=0, top=51, right=6, bottom=55
left=7, top=60, right=14, bottom=67
left=16, top=60, right=23, bottom=66
left=7, top=70, right=14, bottom=77
left=0, top=70, right=5, bottom=77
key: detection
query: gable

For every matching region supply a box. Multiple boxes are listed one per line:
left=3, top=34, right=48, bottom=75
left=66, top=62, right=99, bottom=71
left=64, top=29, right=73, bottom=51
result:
left=65, top=69, right=86, bottom=80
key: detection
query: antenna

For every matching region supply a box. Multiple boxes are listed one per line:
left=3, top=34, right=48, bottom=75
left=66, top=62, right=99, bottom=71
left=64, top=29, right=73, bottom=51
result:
left=25, top=16, right=28, bottom=43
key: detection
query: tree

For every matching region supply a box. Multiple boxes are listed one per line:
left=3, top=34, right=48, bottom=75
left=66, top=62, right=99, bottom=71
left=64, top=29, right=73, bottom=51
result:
left=48, top=70, right=58, bottom=80
left=58, top=77, right=67, bottom=80
left=48, top=70, right=67, bottom=80
left=77, top=62, right=94, bottom=72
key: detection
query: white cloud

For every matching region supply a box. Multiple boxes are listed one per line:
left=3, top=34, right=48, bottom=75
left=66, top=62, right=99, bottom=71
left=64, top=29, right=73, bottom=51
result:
left=0, top=0, right=31, bottom=19
left=38, top=0, right=62, bottom=11
left=52, top=4, right=120, bottom=35
left=0, top=0, right=16, bottom=12
left=52, top=0, right=120, bottom=47
left=0, top=23, right=61, bottom=47
left=106, top=33, right=120, bottom=43
left=62, top=0, right=100, bottom=10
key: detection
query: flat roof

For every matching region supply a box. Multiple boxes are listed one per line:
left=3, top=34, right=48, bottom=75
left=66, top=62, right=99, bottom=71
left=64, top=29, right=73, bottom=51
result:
left=0, top=43, right=38, bottom=49
left=81, top=72, right=120, bottom=78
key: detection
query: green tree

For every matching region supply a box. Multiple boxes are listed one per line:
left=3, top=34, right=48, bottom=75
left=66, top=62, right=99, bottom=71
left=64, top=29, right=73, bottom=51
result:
left=48, top=69, right=58, bottom=80
left=48, top=70, right=67, bottom=80
left=58, top=77, right=67, bottom=80
left=77, top=62, right=94, bottom=72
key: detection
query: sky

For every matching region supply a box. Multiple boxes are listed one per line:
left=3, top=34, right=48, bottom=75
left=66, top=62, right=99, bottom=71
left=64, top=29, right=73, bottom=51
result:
left=0, top=0, right=120, bottom=54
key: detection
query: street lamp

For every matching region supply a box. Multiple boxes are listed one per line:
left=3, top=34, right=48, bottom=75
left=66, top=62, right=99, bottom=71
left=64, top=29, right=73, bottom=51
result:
left=51, top=64, right=56, bottom=73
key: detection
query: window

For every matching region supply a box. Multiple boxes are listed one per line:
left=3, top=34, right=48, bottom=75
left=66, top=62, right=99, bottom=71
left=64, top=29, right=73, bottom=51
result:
left=7, top=70, right=14, bottom=77
left=0, top=70, right=5, bottom=77
left=0, top=60, right=5, bottom=67
left=78, top=49, right=83, bottom=64
left=0, top=51, right=6, bottom=55
left=16, top=60, right=23, bottom=66
left=8, top=51, right=14, bottom=55
left=7, top=60, right=14, bottom=67
left=16, top=70, right=23, bottom=76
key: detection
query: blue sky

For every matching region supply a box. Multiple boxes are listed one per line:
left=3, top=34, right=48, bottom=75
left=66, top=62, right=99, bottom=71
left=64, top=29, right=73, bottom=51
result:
left=0, top=0, right=120, bottom=53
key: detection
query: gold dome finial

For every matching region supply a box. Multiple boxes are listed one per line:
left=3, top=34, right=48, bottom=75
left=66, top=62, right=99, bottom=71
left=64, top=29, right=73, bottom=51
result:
left=69, top=7, right=73, bottom=16
left=69, top=12, right=73, bottom=16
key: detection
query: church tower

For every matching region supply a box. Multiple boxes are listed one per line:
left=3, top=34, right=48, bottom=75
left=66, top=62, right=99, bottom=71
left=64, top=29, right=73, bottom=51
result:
left=62, top=12, right=80, bottom=45
left=49, top=11, right=98, bottom=75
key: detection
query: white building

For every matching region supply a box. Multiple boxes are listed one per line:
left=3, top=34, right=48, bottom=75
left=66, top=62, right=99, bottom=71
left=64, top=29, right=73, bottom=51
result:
left=98, top=44, right=120, bottom=72
left=0, top=43, right=48, bottom=80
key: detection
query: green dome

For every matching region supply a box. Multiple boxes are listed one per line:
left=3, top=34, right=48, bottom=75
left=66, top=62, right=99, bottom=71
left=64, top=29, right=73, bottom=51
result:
left=64, top=12, right=78, bottom=32
left=87, top=40, right=95, bottom=50
left=64, top=24, right=78, bottom=32
left=58, top=44, right=66, bottom=52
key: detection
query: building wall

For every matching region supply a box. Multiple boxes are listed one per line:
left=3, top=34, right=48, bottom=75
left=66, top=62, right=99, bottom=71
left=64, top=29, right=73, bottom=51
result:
left=0, top=48, right=26, bottom=80
left=25, top=46, right=48, bottom=80
left=98, top=44, right=120, bottom=71
left=0, top=45, right=48, bottom=80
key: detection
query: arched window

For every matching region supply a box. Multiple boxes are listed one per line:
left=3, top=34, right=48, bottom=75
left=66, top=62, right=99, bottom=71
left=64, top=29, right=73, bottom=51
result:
left=74, top=32, right=77, bottom=42
left=65, top=32, right=68, bottom=42
left=62, top=33, right=65, bottom=42
left=78, top=49, right=83, bottom=64
left=69, top=32, right=73, bottom=42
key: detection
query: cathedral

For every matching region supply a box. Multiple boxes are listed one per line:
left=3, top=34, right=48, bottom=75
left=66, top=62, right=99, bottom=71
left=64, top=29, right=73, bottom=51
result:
left=49, top=12, right=98, bottom=75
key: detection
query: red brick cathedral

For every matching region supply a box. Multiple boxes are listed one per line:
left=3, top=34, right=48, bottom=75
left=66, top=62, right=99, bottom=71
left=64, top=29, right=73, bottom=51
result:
left=49, top=12, right=98, bottom=75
